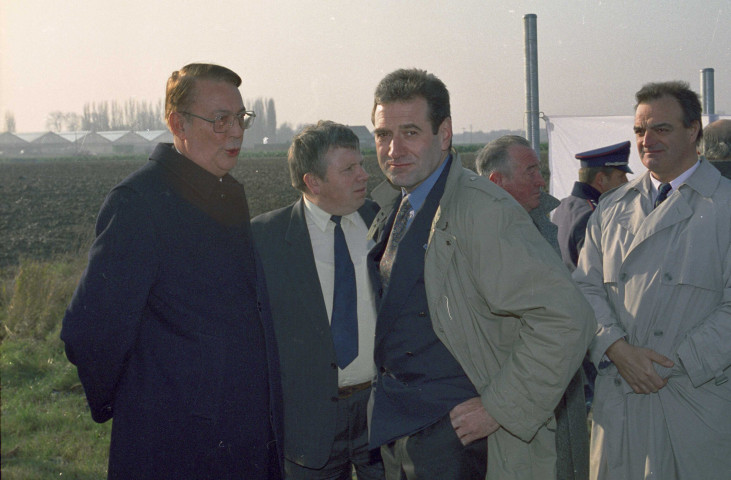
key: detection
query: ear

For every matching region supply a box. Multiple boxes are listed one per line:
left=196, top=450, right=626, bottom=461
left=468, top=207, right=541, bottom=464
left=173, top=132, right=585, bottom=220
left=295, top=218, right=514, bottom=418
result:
left=592, top=171, right=608, bottom=191
left=688, top=120, right=701, bottom=144
left=303, top=172, right=321, bottom=196
left=438, top=116, right=452, bottom=151
left=488, top=171, right=503, bottom=186
left=168, top=112, right=187, bottom=139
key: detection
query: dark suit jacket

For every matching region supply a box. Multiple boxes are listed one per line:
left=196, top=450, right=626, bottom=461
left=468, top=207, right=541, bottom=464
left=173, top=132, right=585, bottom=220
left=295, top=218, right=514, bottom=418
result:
left=251, top=197, right=378, bottom=469
left=61, top=144, right=284, bottom=480
left=365, top=159, right=476, bottom=448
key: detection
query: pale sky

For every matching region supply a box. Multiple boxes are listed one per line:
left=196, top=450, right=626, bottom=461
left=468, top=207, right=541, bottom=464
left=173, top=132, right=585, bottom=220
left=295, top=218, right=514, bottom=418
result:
left=2, top=0, right=730, bottom=134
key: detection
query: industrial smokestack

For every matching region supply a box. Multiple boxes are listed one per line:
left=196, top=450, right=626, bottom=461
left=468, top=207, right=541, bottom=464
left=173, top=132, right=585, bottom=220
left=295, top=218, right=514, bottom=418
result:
left=524, top=14, right=540, bottom=156
left=700, top=68, right=715, bottom=116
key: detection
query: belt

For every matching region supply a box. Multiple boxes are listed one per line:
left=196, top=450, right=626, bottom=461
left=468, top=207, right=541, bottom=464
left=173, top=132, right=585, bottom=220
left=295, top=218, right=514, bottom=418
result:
left=337, top=381, right=372, bottom=399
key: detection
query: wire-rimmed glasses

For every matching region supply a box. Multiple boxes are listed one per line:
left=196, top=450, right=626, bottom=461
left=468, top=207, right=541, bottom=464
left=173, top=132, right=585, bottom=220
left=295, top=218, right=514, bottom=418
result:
left=180, top=110, right=256, bottom=133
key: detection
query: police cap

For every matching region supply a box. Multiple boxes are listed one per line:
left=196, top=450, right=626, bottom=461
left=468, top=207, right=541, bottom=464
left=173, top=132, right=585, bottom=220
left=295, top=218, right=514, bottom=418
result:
left=575, top=140, right=633, bottom=173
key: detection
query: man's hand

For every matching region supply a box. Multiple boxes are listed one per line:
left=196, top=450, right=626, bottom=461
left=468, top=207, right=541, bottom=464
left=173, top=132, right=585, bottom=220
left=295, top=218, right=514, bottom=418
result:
left=449, top=396, right=500, bottom=446
left=606, top=339, right=674, bottom=394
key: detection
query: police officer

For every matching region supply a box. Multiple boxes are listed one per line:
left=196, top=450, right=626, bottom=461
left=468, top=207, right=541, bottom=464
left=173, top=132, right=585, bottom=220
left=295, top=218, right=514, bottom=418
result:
left=554, top=141, right=633, bottom=272
left=553, top=140, right=632, bottom=413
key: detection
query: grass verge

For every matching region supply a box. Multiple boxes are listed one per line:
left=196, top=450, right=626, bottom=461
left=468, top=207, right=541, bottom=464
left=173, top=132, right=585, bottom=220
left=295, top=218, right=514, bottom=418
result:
left=1, top=258, right=112, bottom=479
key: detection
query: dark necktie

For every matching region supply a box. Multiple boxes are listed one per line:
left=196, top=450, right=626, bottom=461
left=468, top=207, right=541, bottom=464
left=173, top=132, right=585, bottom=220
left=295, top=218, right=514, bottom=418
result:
left=379, top=195, right=412, bottom=292
left=330, top=215, right=358, bottom=369
left=654, top=183, right=672, bottom=208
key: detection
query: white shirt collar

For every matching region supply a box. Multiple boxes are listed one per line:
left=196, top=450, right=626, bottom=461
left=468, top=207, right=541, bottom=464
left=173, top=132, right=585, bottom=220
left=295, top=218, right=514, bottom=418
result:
left=302, top=196, right=360, bottom=232
left=649, top=159, right=701, bottom=194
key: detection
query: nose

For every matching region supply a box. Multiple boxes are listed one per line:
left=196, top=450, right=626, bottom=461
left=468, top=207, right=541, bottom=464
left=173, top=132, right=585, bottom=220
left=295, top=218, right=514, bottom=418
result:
left=357, top=164, right=369, bottom=181
left=640, top=129, right=655, bottom=147
left=389, top=136, right=405, bottom=159
left=535, top=171, right=546, bottom=188
left=229, top=119, right=244, bottom=138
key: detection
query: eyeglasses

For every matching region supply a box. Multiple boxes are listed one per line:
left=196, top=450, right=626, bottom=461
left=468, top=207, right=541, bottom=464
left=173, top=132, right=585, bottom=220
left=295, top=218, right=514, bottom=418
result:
left=180, top=110, right=256, bottom=133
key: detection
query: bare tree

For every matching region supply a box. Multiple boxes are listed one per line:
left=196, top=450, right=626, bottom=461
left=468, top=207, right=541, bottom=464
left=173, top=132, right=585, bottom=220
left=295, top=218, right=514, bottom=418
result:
left=64, top=113, right=82, bottom=131
left=276, top=122, right=297, bottom=144
left=46, top=111, right=65, bottom=132
left=266, top=98, right=277, bottom=143
left=3, top=111, right=16, bottom=133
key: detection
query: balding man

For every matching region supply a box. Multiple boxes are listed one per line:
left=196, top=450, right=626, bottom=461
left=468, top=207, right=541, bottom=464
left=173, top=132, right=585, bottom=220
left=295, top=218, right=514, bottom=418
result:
left=703, top=118, right=731, bottom=178
left=476, top=135, right=590, bottom=480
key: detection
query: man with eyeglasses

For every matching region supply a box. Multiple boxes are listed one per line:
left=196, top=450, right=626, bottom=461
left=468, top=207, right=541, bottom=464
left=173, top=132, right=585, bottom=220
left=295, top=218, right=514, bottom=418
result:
left=61, top=63, right=284, bottom=479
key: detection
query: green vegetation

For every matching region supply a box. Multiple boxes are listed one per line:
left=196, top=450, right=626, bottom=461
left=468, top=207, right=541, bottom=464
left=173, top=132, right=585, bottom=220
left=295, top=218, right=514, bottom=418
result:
left=1, top=258, right=112, bottom=479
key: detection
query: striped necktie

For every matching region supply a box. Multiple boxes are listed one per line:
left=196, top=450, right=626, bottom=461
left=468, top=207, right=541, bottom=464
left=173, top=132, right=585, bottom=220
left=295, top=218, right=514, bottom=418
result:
left=379, top=195, right=412, bottom=292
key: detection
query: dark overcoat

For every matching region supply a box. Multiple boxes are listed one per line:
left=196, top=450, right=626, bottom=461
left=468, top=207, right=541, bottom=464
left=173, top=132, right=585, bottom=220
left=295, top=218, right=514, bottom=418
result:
left=61, top=144, right=284, bottom=480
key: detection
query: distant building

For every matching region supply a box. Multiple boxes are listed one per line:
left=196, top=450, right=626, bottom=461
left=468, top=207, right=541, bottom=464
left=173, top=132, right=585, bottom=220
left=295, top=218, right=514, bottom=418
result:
left=0, top=132, right=28, bottom=156
left=15, top=132, right=72, bottom=156
left=349, top=125, right=375, bottom=148
left=0, top=129, right=175, bottom=158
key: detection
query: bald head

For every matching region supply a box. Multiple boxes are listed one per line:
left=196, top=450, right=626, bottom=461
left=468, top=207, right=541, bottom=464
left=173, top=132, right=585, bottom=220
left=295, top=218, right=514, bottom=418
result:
left=703, top=119, right=731, bottom=161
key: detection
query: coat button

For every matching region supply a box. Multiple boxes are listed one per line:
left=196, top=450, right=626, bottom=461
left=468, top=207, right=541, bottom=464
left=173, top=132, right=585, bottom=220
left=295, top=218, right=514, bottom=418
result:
left=614, top=378, right=621, bottom=387
left=330, top=363, right=338, bottom=369
left=418, top=312, right=427, bottom=317
left=663, top=273, right=673, bottom=282
left=619, top=273, right=628, bottom=281
left=406, top=351, right=414, bottom=357
left=653, top=330, right=664, bottom=337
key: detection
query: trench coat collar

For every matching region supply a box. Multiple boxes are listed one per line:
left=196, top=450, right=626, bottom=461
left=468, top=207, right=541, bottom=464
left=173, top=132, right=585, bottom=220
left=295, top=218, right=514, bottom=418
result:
left=613, top=159, right=721, bottom=256
left=432, top=150, right=470, bottom=232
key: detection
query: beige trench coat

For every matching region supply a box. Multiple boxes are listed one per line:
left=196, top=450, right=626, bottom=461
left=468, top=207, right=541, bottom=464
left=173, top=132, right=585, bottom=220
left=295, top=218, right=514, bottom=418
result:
left=573, top=160, right=731, bottom=479
left=420, top=158, right=595, bottom=479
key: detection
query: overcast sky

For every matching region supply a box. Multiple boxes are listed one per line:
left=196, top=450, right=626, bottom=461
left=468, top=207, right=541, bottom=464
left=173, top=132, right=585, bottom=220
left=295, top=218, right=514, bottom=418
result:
left=2, top=0, right=729, bottom=135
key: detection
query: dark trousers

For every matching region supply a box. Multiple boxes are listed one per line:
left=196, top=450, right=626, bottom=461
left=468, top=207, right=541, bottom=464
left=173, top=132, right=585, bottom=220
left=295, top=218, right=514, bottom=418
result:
left=285, top=387, right=384, bottom=480
left=380, top=414, right=487, bottom=480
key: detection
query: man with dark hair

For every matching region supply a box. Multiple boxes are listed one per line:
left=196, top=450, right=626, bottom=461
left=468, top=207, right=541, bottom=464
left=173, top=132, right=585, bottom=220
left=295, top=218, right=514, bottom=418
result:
left=553, top=141, right=632, bottom=272
left=252, top=121, right=384, bottom=480
left=476, top=135, right=590, bottom=480
left=574, top=81, right=731, bottom=479
left=61, top=63, right=283, bottom=479
left=703, top=118, right=731, bottom=178
left=368, top=68, right=595, bottom=479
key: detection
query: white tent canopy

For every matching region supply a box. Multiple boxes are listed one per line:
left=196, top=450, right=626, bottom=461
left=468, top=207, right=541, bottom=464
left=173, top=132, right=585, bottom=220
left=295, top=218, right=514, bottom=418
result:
left=545, top=115, right=731, bottom=201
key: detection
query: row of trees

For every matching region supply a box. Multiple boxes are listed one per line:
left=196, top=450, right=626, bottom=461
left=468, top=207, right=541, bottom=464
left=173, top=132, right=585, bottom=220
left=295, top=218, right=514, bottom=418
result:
left=36, top=97, right=290, bottom=146
left=45, top=99, right=167, bottom=133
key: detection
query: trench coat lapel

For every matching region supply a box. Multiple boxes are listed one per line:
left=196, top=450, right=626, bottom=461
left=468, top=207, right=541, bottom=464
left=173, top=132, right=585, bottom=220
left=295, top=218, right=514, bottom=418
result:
left=622, top=164, right=717, bottom=259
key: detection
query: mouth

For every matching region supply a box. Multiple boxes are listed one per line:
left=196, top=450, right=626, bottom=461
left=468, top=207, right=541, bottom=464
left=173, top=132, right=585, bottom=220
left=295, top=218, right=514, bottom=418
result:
left=225, top=148, right=241, bottom=157
left=642, top=147, right=663, bottom=156
left=387, top=161, right=412, bottom=170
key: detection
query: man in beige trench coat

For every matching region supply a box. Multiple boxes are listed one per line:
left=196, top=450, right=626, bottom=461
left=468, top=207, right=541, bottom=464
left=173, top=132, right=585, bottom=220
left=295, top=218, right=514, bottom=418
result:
left=573, top=81, right=731, bottom=479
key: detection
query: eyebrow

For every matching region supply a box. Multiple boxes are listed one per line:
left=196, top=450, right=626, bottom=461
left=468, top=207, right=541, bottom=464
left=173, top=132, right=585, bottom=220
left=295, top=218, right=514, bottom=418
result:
left=634, top=121, right=673, bottom=132
left=212, top=107, right=247, bottom=115
left=374, top=122, right=424, bottom=136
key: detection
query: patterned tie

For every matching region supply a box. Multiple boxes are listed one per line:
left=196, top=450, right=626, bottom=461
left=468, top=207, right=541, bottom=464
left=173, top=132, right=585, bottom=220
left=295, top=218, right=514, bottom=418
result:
left=330, top=215, right=358, bottom=369
left=379, top=195, right=412, bottom=292
left=654, top=183, right=672, bottom=208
